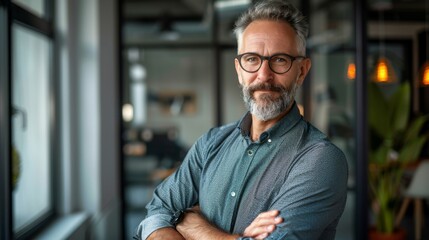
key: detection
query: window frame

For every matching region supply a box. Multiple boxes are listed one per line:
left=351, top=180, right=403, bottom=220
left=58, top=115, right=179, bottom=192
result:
left=0, top=1, right=12, bottom=240
left=0, top=0, right=57, bottom=239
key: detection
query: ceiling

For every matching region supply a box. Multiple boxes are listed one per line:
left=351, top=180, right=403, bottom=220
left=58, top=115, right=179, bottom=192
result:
left=121, top=0, right=429, bottom=45
left=122, top=0, right=429, bottom=22
left=123, top=0, right=209, bottom=22
left=122, top=0, right=254, bottom=44
left=368, top=0, right=429, bottom=22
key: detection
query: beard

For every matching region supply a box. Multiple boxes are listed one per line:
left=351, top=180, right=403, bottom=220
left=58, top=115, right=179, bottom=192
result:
left=242, top=82, right=297, bottom=121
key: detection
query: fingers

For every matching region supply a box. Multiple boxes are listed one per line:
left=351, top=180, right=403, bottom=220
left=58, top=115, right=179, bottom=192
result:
left=251, top=210, right=282, bottom=229
left=242, top=210, right=283, bottom=239
left=254, top=233, right=269, bottom=239
left=248, top=229, right=282, bottom=240
left=257, top=210, right=281, bottom=219
left=243, top=219, right=281, bottom=239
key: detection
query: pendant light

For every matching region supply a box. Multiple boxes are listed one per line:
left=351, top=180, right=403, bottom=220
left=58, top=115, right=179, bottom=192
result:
left=421, top=62, right=429, bottom=86
left=420, top=2, right=429, bottom=86
left=371, top=57, right=397, bottom=83
left=347, top=61, right=356, bottom=80
left=372, top=7, right=397, bottom=83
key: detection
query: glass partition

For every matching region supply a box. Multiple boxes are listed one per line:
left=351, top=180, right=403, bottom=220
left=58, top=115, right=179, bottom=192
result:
left=120, top=1, right=366, bottom=239
left=307, top=1, right=356, bottom=239
left=122, top=48, right=215, bottom=239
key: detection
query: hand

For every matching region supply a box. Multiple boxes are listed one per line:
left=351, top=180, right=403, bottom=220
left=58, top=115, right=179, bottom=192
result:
left=147, top=227, right=185, bottom=240
left=242, top=210, right=283, bottom=239
left=176, top=206, right=238, bottom=240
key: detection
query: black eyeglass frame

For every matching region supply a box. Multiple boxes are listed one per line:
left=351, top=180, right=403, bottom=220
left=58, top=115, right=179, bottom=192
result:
left=236, top=52, right=306, bottom=74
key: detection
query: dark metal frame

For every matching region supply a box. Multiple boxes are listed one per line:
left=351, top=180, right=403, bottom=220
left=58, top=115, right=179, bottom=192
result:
left=0, top=1, right=12, bottom=239
left=11, top=3, right=53, bottom=37
left=212, top=0, right=223, bottom=126
left=355, top=0, right=369, bottom=239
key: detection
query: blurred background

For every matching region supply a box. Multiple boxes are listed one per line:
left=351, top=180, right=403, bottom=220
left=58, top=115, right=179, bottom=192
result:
left=1, top=0, right=429, bottom=239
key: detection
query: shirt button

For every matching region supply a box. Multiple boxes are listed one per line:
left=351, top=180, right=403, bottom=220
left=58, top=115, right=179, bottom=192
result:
left=231, top=192, right=236, bottom=197
left=247, top=150, right=253, bottom=156
left=268, top=139, right=272, bottom=143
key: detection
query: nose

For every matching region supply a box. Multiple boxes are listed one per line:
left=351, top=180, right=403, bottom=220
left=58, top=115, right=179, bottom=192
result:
left=257, top=59, right=274, bottom=81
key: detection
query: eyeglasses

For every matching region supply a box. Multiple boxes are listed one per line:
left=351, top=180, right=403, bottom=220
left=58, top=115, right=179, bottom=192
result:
left=236, top=52, right=306, bottom=74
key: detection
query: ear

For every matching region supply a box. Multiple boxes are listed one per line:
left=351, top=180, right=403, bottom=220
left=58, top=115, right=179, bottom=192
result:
left=297, top=58, right=311, bottom=85
left=235, top=58, right=244, bottom=85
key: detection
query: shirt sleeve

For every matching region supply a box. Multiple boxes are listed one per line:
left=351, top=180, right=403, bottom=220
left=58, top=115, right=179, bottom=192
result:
left=264, top=142, right=348, bottom=240
left=135, top=133, right=208, bottom=239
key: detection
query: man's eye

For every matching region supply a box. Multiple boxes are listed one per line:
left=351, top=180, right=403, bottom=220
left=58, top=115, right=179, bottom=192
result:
left=245, top=56, right=258, bottom=62
left=272, top=57, right=288, bottom=63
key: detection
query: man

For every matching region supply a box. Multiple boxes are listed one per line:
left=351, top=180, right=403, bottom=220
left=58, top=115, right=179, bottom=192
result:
left=136, top=0, right=348, bottom=239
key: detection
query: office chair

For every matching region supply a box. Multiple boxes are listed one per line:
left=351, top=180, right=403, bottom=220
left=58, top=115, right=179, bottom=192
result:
left=395, top=160, right=429, bottom=240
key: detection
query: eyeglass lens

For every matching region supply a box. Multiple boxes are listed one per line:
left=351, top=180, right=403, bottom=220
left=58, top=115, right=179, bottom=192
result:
left=239, top=53, right=294, bottom=74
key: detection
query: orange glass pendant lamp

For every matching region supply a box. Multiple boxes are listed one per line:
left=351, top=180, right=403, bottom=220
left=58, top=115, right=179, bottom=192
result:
left=347, top=62, right=356, bottom=80
left=371, top=57, right=397, bottom=83
left=421, top=61, right=429, bottom=86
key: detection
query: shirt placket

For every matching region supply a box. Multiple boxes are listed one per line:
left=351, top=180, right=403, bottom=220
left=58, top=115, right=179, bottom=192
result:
left=228, top=142, right=261, bottom=231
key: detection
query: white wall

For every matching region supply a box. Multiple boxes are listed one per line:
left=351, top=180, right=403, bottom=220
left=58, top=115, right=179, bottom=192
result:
left=57, top=0, right=121, bottom=238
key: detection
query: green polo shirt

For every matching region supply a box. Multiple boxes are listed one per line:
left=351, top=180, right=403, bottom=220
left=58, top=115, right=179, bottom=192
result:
left=137, top=103, right=348, bottom=240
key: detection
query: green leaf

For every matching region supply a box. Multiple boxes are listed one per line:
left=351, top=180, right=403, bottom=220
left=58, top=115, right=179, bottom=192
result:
left=403, top=115, right=429, bottom=143
left=370, top=144, right=390, bottom=164
left=389, top=83, right=410, bottom=133
left=368, top=81, right=429, bottom=234
left=398, top=136, right=428, bottom=163
left=376, top=178, right=395, bottom=233
left=368, top=82, right=390, bottom=138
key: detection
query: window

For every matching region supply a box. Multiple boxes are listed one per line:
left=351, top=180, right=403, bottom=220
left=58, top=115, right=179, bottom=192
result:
left=0, top=1, right=55, bottom=239
left=12, top=23, right=53, bottom=234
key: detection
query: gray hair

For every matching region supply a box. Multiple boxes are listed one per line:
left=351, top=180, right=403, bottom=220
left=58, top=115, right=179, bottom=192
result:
left=233, top=0, right=308, bottom=55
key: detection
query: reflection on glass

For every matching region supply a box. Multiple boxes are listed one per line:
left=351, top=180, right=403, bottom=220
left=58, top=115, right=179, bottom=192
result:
left=12, top=24, right=52, bottom=231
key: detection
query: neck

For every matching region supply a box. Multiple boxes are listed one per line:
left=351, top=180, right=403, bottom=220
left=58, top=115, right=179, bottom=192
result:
left=250, top=103, right=294, bottom=141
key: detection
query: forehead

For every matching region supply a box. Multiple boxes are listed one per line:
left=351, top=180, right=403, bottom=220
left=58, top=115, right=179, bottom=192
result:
left=240, top=20, right=298, bottom=54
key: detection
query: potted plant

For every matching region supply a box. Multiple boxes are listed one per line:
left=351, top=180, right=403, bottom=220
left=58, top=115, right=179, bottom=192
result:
left=368, top=81, right=429, bottom=239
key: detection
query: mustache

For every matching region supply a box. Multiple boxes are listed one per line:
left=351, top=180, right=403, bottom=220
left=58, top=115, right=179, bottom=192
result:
left=246, top=83, right=286, bottom=94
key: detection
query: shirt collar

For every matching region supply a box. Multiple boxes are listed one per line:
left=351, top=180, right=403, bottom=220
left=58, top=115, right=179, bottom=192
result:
left=237, top=102, right=302, bottom=141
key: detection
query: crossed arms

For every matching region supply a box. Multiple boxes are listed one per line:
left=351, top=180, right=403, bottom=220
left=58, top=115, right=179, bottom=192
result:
left=137, top=126, right=348, bottom=240
left=148, top=208, right=283, bottom=240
